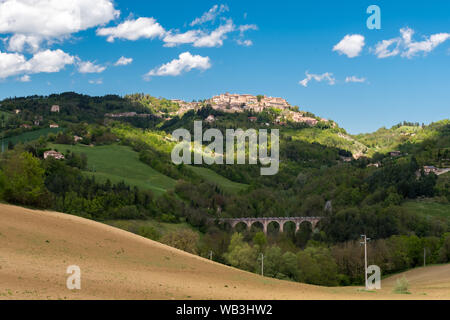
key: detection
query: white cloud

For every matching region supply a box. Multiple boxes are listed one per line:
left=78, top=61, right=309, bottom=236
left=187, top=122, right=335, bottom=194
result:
left=28, top=49, right=75, bottom=73
left=190, top=4, right=229, bottom=26
left=235, top=24, right=257, bottom=47
left=97, top=8, right=257, bottom=49
left=19, top=74, right=30, bottom=82
left=7, top=34, right=41, bottom=52
left=345, top=76, right=367, bottom=83
left=163, top=20, right=235, bottom=48
left=193, top=19, right=235, bottom=47
left=114, top=56, right=133, bottom=66
left=400, top=27, right=450, bottom=58
left=88, top=79, right=103, bottom=85
left=163, top=30, right=201, bottom=47
left=238, top=24, right=258, bottom=35
left=163, top=19, right=242, bottom=48
left=0, top=0, right=119, bottom=51
left=145, top=52, right=211, bottom=78
left=0, top=49, right=75, bottom=78
left=0, top=51, right=28, bottom=78
left=299, top=72, right=335, bottom=87
left=373, top=38, right=401, bottom=58
left=236, top=39, right=253, bottom=47
left=333, top=34, right=365, bottom=58
left=96, top=17, right=165, bottom=42
left=77, top=61, right=106, bottom=73
left=373, top=27, right=450, bottom=59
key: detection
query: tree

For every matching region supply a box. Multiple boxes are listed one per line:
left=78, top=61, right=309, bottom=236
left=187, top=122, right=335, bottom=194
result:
left=224, top=233, right=257, bottom=272
left=161, top=229, right=199, bottom=254
left=252, top=232, right=267, bottom=250
left=297, top=246, right=340, bottom=286
left=280, top=251, right=299, bottom=280
left=2, top=152, right=48, bottom=206
left=262, top=246, right=285, bottom=279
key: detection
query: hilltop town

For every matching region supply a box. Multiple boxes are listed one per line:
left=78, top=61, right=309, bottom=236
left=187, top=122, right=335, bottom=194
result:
left=170, top=93, right=329, bottom=126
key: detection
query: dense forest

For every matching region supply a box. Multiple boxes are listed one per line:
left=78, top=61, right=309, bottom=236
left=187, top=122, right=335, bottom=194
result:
left=0, top=92, right=449, bottom=286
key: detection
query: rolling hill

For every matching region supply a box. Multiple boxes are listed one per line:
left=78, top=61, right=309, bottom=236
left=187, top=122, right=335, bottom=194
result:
left=49, top=144, right=177, bottom=195
left=1, top=203, right=449, bottom=300
left=187, top=165, right=248, bottom=194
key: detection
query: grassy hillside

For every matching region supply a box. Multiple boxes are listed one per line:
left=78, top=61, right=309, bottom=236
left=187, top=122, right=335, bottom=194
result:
left=187, top=165, right=248, bottom=194
left=402, top=199, right=450, bottom=220
left=3, top=127, right=63, bottom=146
left=49, top=144, right=176, bottom=195
left=1, top=203, right=449, bottom=300
left=285, top=127, right=368, bottom=157
left=355, top=120, right=449, bottom=156
left=111, top=125, right=249, bottom=193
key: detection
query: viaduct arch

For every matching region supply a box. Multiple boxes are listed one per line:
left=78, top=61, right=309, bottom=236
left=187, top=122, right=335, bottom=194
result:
left=217, top=217, right=323, bottom=235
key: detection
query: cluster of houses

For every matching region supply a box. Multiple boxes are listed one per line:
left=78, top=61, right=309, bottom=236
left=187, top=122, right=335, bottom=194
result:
left=275, top=113, right=322, bottom=126
left=21, top=123, right=59, bottom=129
left=18, top=105, right=61, bottom=130
left=51, top=105, right=60, bottom=113
left=421, top=166, right=450, bottom=176
left=170, top=93, right=328, bottom=127
left=209, top=93, right=291, bottom=112
left=43, top=150, right=65, bottom=160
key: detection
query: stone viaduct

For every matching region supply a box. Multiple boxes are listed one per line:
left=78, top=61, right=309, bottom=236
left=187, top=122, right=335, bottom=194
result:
left=216, top=217, right=323, bottom=235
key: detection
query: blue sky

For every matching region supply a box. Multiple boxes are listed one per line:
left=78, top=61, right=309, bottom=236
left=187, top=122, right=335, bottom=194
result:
left=0, top=0, right=449, bottom=133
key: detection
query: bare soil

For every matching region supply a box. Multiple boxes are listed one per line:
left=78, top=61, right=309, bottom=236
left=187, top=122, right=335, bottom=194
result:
left=0, top=204, right=449, bottom=300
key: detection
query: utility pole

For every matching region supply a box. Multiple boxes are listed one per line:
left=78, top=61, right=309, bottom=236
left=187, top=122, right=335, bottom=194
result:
left=360, top=234, right=370, bottom=290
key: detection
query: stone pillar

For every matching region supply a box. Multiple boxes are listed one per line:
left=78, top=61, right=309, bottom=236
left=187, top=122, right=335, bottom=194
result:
left=263, top=221, right=268, bottom=235
left=295, top=222, right=300, bottom=233
left=279, top=221, right=284, bottom=233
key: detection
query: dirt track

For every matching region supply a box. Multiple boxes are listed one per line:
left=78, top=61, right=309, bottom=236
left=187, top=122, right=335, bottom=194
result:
left=0, top=204, right=449, bottom=300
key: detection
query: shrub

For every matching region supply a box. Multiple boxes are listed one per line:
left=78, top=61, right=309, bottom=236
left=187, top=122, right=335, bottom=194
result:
left=161, top=229, right=199, bottom=254
left=110, top=206, right=143, bottom=219
left=138, top=226, right=161, bottom=241
left=393, top=276, right=410, bottom=294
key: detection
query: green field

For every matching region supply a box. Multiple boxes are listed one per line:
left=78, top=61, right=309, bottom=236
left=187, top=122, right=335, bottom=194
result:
left=188, top=165, right=248, bottom=194
left=2, top=127, right=63, bottom=146
left=50, top=144, right=176, bottom=195
left=402, top=199, right=450, bottom=220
